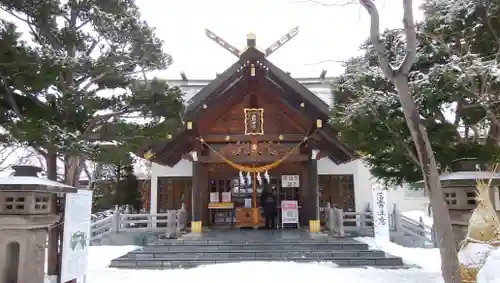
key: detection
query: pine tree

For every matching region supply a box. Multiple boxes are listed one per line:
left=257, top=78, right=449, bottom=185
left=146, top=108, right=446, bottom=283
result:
left=0, top=0, right=185, bottom=186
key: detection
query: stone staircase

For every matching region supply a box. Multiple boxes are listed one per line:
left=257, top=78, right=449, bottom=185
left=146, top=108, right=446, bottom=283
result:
left=109, top=230, right=404, bottom=269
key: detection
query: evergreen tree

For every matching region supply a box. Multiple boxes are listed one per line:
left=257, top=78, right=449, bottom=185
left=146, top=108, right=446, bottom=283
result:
left=0, top=0, right=185, bottom=185
left=121, top=163, right=141, bottom=212
left=330, top=22, right=500, bottom=186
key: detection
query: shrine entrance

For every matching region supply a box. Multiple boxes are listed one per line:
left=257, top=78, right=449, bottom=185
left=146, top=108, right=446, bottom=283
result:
left=206, top=162, right=305, bottom=229
left=140, top=30, right=357, bottom=233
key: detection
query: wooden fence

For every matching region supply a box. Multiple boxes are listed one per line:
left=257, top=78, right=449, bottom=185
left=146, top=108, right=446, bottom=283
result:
left=90, top=205, right=187, bottom=242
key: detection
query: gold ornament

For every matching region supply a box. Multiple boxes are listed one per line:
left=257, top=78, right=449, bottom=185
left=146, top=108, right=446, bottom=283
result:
left=196, top=132, right=313, bottom=173
left=316, top=119, right=322, bottom=128
left=143, top=150, right=154, bottom=160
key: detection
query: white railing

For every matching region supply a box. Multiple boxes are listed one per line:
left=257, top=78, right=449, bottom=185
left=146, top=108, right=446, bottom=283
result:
left=90, top=204, right=187, bottom=242
left=324, top=203, right=436, bottom=248
left=324, top=203, right=373, bottom=236
left=391, top=204, right=436, bottom=248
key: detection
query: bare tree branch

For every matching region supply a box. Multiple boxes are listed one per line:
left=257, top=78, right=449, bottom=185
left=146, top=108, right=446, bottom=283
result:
left=359, top=0, right=461, bottom=282
left=359, top=0, right=394, bottom=78
left=0, top=145, right=20, bottom=170
left=398, top=0, right=417, bottom=75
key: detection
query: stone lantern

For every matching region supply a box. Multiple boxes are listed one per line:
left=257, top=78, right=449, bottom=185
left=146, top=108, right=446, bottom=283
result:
left=0, top=165, right=77, bottom=283
left=413, top=159, right=500, bottom=245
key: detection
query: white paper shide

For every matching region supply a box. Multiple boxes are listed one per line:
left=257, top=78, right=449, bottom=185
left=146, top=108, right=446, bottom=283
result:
left=372, top=183, right=389, bottom=244
left=61, top=189, right=93, bottom=283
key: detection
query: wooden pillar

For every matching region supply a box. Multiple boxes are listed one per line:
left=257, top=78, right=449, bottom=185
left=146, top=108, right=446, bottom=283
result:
left=308, top=140, right=320, bottom=233
left=150, top=169, right=158, bottom=228
left=299, top=165, right=309, bottom=226
left=191, top=157, right=203, bottom=233
left=190, top=146, right=209, bottom=232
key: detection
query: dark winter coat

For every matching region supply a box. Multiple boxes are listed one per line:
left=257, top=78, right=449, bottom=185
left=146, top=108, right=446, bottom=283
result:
left=260, top=191, right=277, bottom=215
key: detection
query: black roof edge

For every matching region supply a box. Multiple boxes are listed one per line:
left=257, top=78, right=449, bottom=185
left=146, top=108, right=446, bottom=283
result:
left=262, top=57, right=331, bottom=116
left=185, top=62, right=242, bottom=114
left=184, top=48, right=267, bottom=115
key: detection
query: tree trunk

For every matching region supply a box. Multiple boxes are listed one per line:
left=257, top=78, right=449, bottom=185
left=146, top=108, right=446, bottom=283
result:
left=394, top=79, right=461, bottom=283
left=46, top=150, right=59, bottom=277
left=66, top=155, right=82, bottom=187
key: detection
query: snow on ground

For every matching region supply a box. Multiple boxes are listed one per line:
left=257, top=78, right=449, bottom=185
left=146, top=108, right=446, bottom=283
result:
left=402, top=210, right=434, bottom=227
left=478, top=248, right=500, bottom=283
left=355, top=237, right=441, bottom=272
left=77, top=242, right=443, bottom=283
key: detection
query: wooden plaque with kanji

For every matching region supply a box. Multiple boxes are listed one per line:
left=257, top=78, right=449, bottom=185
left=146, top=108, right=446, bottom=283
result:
left=244, top=108, right=264, bottom=135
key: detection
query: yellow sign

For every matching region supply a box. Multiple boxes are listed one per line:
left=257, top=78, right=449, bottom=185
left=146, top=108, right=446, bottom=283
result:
left=208, top=202, right=234, bottom=209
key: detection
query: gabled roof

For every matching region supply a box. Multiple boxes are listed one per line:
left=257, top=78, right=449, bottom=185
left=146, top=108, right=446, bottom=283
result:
left=140, top=47, right=357, bottom=166
left=185, top=48, right=331, bottom=121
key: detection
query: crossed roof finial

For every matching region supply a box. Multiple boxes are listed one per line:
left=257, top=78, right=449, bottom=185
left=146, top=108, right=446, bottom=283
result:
left=205, top=27, right=299, bottom=58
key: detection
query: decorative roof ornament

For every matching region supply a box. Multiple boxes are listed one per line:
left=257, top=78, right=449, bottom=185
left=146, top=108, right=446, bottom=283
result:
left=144, top=150, right=154, bottom=160
left=205, top=27, right=300, bottom=58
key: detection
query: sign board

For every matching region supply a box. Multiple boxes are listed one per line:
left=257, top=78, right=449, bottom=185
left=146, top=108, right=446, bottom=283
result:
left=281, top=175, right=299, bottom=188
left=221, top=192, right=231, bottom=203
left=61, top=189, right=93, bottom=283
left=372, top=184, right=390, bottom=244
left=281, top=200, right=299, bottom=227
left=209, top=192, right=219, bottom=203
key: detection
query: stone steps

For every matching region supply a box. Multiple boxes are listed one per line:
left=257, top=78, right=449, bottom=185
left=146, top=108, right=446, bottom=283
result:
left=111, top=257, right=403, bottom=268
left=124, top=250, right=386, bottom=259
left=109, top=237, right=404, bottom=269
left=141, top=243, right=368, bottom=251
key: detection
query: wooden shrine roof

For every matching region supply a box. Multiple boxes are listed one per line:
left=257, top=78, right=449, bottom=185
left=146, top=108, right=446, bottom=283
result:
left=139, top=47, right=357, bottom=166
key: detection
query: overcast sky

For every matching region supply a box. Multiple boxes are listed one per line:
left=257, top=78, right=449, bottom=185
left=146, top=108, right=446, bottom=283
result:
left=0, top=0, right=425, bottom=173
left=137, top=0, right=424, bottom=79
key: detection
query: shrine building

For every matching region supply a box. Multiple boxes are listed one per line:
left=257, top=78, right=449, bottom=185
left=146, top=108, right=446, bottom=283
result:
left=139, top=32, right=371, bottom=232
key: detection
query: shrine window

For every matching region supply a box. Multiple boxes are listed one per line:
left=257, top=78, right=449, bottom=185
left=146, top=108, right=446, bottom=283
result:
left=34, top=194, right=51, bottom=213
left=444, top=192, right=457, bottom=205
left=3, top=194, right=26, bottom=214
left=466, top=191, right=476, bottom=205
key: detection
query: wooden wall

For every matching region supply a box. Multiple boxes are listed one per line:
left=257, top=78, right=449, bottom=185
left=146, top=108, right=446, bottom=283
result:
left=202, top=91, right=306, bottom=136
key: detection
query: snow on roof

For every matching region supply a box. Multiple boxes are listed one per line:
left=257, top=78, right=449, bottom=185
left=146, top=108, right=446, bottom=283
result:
left=437, top=171, right=500, bottom=181
left=0, top=176, right=77, bottom=192
left=412, top=171, right=500, bottom=189
left=176, top=83, right=333, bottom=107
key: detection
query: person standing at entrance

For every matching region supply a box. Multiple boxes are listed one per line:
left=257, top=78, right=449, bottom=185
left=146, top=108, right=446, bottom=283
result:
left=260, top=186, right=277, bottom=229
